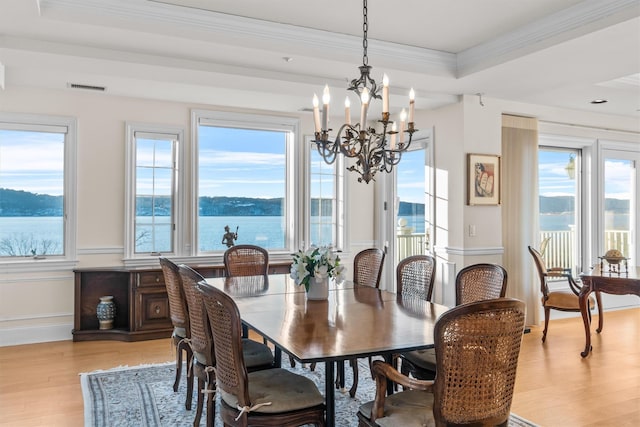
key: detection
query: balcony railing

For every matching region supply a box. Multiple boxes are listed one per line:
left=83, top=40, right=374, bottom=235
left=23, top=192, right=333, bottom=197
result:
left=394, top=230, right=631, bottom=269
left=539, top=229, right=630, bottom=271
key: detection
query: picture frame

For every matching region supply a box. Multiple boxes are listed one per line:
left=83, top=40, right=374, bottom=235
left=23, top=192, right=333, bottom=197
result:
left=467, top=153, right=501, bottom=205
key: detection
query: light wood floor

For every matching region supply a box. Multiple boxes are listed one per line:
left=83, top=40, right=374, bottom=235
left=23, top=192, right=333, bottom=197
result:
left=1, top=308, right=638, bottom=427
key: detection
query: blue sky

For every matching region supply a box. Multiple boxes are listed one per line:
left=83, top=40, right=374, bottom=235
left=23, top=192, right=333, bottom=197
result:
left=1, top=128, right=631, bottom=202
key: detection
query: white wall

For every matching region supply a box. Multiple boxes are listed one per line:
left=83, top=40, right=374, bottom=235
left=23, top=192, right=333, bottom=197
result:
left=1, top=85, right=638, bottom=345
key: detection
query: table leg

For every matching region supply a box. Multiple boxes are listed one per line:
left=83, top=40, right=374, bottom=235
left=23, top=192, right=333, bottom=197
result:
left=595, top=291, right=604, bottom=333
left=384, top=354, right=394, bottom=395
left=274, top=347, right=282, bottom=368
left=579, top=286, right=592, bottom=357
left=325, top=361, right=335, bottom=427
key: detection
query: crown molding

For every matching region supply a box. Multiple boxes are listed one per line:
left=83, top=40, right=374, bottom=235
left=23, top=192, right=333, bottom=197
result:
left=38, top=0, right=456, bottom=76
left=458, top=0, right=640, bottom=76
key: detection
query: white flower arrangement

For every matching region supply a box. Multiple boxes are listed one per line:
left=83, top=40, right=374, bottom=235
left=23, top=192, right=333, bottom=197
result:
left=290, top=246, right=346, bottom=292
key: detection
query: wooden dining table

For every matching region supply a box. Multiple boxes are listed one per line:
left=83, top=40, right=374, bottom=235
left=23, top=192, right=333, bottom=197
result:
left=203, top=273, right=449, bottom=427
left=579, top=265, right=640, bottom=357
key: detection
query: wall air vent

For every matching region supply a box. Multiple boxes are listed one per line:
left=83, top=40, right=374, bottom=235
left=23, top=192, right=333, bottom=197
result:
left=67, top=83, right=106, bottom=92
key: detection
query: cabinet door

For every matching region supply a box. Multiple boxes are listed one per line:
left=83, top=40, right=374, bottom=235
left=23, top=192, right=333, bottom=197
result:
left=135, top=288, right=172, bottom=331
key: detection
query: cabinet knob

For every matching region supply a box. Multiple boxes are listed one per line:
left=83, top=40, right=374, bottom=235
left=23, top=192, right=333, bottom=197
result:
left=155, top=305, right=160, bottom=314
left=156, top=276, right=160, bottom=282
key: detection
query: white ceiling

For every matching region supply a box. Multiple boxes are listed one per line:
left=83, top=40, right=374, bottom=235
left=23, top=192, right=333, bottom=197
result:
left=1, top=0, right=639, bottom=119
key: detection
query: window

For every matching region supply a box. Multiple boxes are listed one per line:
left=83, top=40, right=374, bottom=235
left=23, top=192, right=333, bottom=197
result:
left=307, top=136, right=344, bottom=250
left=0, top=113, right=76, bottom=261
left=537, top=146, right=582, bottom=274
left=194, top=111, right=298, bottom=253
left=125, top=124, right=183, bottom=258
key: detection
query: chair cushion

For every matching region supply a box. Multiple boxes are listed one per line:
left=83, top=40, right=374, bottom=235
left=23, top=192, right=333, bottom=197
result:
left=545, top=291, right=595, bottom=310
left=219, top=368, right=324, bottom=414
left=241, top=338, right=274, bottom=368
left=172, top=326, right=187, bottom=339
left=358, top=389, right=435, bottom=427
left=402, top=348, right=436, bottom=371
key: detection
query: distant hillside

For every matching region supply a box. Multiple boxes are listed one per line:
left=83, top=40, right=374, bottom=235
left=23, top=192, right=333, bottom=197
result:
left=0, top=188, right=630, bottom=216
left=0, top=188, right=63, bottom=216
left=540, top=196, right=629, bottom=214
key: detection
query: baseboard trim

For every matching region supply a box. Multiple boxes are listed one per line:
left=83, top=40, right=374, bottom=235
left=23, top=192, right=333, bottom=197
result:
left=0, top=323, right=73, bottom=347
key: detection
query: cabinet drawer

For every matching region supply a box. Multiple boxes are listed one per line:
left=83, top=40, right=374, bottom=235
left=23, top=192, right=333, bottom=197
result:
left=137, top=271, right=165, bottom=288
left=135, top=289, right=172, bottom=331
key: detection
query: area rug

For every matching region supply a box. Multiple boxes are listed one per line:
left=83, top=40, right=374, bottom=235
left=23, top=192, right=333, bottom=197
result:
left=81, top=360, right=538, bottom=426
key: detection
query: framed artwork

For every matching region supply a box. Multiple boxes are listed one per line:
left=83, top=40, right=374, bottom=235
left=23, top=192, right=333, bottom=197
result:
left=467, top=153, right=501, bottom=205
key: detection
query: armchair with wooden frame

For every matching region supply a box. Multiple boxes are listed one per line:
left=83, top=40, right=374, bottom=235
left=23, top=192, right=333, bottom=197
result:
left=178, top=264, right=275, bottom=427
left=196, top=280, right=326, bottom=427
left=399, top=263, right=507, bottom=380
left=528, top=245, right=601, bottom=342
left=357, top=298, right=526, bottom=427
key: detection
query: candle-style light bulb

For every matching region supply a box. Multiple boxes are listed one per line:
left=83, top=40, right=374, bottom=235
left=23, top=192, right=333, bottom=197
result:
left=312, top=94, right=321, bottom=133
left=360, top=87, right=370, bottom=128
left=344, top=96, right=351, bottom=125
left=322, top=85, right=330, bottom=130
left=408, top=88, right=415, bottom=123
left=382, top=74, right=389, bottom=114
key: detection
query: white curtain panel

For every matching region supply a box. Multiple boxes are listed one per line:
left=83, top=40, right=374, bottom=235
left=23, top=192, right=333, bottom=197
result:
left=501, top=114, right=540, bottom=326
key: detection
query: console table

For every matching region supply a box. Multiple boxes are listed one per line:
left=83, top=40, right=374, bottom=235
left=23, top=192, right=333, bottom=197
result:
left=579, top=265, right=640, bottom=357
left=73, top=262, right=291, bottom=342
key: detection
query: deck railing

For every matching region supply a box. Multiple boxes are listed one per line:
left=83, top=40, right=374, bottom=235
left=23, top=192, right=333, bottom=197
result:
left=396, top=233, right=427, bottom=262
left=395, top=230, right=631, bottom=268
left=539, top=229, right=630, bottom=271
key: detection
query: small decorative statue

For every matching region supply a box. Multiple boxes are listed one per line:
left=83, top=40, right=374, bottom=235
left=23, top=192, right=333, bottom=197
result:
left=221, top=225, right=238, bottom=248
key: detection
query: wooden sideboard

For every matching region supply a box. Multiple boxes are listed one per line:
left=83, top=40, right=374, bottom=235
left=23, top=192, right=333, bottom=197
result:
left=73, top=262, right=291, bottom=342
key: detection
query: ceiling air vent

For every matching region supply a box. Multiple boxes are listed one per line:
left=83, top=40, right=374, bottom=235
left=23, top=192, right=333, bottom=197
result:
left=67, top=83, right=106, bottom=92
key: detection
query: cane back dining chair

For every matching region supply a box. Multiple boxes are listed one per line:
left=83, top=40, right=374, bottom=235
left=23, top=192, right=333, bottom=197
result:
left=224, top=244, right=269, bottom=277
left=342, top=247, right=386, bottom=397
left=159, top=257, right=194, bottom=409
left=178, top=264, right=275, bottom=427
left=399, top=263, right=508, bottom=380
left=358, top=298, right=526, bottom=427
left=528, top=245, right=601, bottom=343
left=196, top=280, right=326, bottom=427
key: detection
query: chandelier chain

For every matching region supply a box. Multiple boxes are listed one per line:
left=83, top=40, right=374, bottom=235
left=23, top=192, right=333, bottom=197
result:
left=362, top=0, right=368, bottom=66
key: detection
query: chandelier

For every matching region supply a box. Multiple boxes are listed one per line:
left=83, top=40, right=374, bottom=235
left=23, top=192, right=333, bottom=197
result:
left=311, top=0, right=417, bottom=183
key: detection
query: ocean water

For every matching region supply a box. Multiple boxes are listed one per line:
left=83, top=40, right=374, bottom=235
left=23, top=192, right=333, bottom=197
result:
left=0, top=213, right=630, bottom=256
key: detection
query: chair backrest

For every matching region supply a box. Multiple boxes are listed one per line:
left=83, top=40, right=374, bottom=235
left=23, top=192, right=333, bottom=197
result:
left=433, top=298, right=526, bottom=426
left=353, top=248, right=385, bottom=288
left=224, top=244, right=269, bottom=277
left=455, top=263, right=507, bottom=306
left=159, top=257, right=190, bottom=335
left=197, top=281, right=251, bottom=408
left=396, top=255, right=436, bottom=302
left=528, top=245, right=550, bottom=297
left=178, top=264, right=213, bottom=364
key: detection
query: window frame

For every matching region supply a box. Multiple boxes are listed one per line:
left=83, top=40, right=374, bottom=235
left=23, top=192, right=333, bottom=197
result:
left=191, top=110, right=300, bottom=258
left=124, top=122, right=185, bottom=261
left=304, top=135, right=346, bottom=252
left=0, top=112, right=77, bottom=271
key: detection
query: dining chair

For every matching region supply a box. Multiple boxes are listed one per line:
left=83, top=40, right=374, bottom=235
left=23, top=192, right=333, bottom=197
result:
left=196, top=280, right=326, bottom=427
left=343, top=247, right=385, bottom=397
left=178, top=264, right=275, bottom=427
left=224, top=244, right=269, bottom=277
left=400, top=262, right=508, bottom=380
left=357, top=298, right=526, bottom=427
left=159, top=257, right=194, bottom=410
left=528, top=245, right=600, bottom=343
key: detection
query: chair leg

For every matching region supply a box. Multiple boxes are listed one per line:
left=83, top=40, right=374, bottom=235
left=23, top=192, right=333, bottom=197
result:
left=542, top=307, right=550, bottom=343
left=349, top=358, right=358, bottom=398
left=193, top=377, right=205, bottom=427
left=205, top=372, right=216, bottom=427
left=173, top=341, right=183, bottom=392
left=289, top=354, right=296, bottom=368
left=185, top=347, right=194, bottom=411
